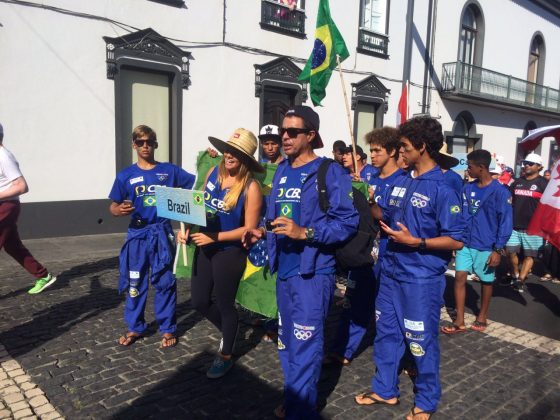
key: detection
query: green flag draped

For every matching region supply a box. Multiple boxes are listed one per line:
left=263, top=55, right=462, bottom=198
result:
left=298, top=0, right=349, bottom=106
left=174, top=151, right=279, bottom=318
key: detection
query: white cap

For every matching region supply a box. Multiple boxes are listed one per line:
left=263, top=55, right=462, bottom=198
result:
left=258, top=124, right=280, bottom=139
left=524, top=152, right=543, bottom=165
left=0, top=123, right=3, bottom=135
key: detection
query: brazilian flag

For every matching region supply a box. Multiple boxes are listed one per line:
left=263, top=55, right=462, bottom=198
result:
left=174, top=151, right=279, bottom=318
left=298, top=0, right=349, bottom=106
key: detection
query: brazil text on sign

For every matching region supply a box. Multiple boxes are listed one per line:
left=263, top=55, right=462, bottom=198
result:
left=155, top=186, right=207, bottom=226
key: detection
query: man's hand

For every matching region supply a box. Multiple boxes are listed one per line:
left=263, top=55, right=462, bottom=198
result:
left=242, top=228, right=264, bottom=249
left=206, top=147, right=219, bottom=158
left=380, top=221, right=420, bottom=247
left=190, top=232, right=217, bottom=246
left=272, top=217, right=306, bottom=240
left=350, top=173, right=362, bottom=182
left=486, top=251, right=501, bottom=267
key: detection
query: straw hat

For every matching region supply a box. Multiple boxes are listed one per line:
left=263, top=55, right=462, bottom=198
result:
left=208, top=128, right=265, bottom=173
left=437, top=143, right=459, bottom=169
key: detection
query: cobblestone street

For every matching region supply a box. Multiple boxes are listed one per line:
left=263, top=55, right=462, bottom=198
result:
left=0, top=234, right=559, bottom=419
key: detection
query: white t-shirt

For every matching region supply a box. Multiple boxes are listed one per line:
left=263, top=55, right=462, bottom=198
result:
left=0, top=145, right=23, bottom=201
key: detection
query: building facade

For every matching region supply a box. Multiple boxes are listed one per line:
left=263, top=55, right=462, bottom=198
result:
left=1, top=0, right=559, bottom=238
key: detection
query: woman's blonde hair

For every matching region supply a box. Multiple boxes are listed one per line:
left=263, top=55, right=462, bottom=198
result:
left=217, top=156, right=254, bottom=211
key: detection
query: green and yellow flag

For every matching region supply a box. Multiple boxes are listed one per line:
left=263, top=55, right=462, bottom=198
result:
left=298, top=0, right=349, bottom=106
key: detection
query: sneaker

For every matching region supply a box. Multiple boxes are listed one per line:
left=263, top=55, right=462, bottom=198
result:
left=28, top=274, right=57, bottom=294
left=206, top=355, right=234, bottom=379
left=513, top=280, right=525, bottom=293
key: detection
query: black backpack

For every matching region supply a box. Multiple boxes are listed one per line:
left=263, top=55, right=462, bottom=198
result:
left=317, top=159, right=378, bottom=272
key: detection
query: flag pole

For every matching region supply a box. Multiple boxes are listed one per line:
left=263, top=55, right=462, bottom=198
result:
left=336, top=54, right=358, bottom=175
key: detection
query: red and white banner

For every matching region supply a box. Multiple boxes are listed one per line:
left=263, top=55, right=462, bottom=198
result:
left=396, top=81, right=408, bottom=126
left=527, top=159, right=560, bottom=250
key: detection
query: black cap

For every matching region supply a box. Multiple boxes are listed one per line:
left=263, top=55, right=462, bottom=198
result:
left=285, top=106, right=324, bottom=149
left=333, top=140, right=346, bottom=152
left=342, top=144, right=366, bottom=160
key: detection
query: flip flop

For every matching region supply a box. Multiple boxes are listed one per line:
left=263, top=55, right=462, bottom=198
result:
left=354, top=392, right=399, bottom=406
left=540, top=274, right=553, bottom=282
left=118, top=332, right=142, bottom=347
left=406, top=407, right=434, bottom=419
left=160, top=334, right=177, bottom=348
left=441, top=324, right=467, bottom=335
left=470, top=320, right=488, bottom=332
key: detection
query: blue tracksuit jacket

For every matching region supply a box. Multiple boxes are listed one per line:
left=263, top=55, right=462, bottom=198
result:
left=461, top=180, right=513, bottom=251
left=266, top=157, right=359, bottom=275
left=380, top=166, right=466, bottom=282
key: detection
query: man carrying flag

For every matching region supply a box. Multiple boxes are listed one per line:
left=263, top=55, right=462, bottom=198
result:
left=298, top=0, right=349, bottom=106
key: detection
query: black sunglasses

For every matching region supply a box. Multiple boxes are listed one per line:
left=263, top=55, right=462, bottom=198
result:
left=279, top=127, right=311, bottom=138
left=521, top=161, right=537, bottom=166
left=134, top=139, right=157, bottom=148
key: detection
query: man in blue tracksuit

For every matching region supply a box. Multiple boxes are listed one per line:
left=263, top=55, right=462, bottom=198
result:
left=244, top=106, right=358, bottom=419
left=109, top=125, right=195, bottom=348
left=442, top=149, right=512, bottom=334
left=355, top=117, right=465, bottom=420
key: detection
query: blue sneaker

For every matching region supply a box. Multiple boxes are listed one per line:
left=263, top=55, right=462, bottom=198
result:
left=206, top=355, right=234, bottom=379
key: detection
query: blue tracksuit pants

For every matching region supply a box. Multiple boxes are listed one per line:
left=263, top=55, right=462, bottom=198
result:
left=277, top=273, right=334, bottom=420
left=330, top=265, right=376, bottom=360
left=372, top=274, right=444, bottom=412
left=121, top=231, right=177, bottom=335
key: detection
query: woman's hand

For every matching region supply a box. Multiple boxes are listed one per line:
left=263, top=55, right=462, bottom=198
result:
left=190, top=232, right=217, bottom=246
left=242, top=228, right=265, bottom=249
left=177, top=227, right=190, bottom=245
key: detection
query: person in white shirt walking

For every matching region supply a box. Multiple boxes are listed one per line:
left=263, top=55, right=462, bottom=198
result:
left=0, top=123, right=56, bottom=294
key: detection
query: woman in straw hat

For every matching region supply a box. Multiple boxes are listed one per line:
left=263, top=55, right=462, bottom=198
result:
left=177, top=128, right=263, bottom=379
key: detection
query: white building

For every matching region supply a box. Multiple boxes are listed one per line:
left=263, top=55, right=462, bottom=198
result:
left=1, top=0, right=559, bottom=238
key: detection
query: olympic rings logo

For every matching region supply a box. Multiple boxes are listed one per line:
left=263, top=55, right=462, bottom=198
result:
left=293, top=329, right=313, bottom=340
left=410, top=197, right=427, bottom=208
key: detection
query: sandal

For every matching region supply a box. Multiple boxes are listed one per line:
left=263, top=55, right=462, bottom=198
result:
left=160, top=334, right=177, bottom=348
left=354, top=392, right=399, bottom=406
left=470, top=320, right=488, bottom=332
left=441, top=324, right=467, bottom=335
left=406, top=407, right=434, bottom=419
left=540, top=274, right=553, bottom=282
left=118, top=332, right=142, bottom=347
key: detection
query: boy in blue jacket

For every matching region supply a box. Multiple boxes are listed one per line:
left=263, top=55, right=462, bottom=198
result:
left=355, top=117, right=465, bottom=420
left=109, top=125, right=195, bottom=348
left=243, top=106, right=358, bottom=420
left=442, top=149, right=512, bottom=334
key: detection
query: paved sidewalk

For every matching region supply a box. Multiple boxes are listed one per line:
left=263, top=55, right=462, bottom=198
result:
left=0, top=234, right=559, bottom=419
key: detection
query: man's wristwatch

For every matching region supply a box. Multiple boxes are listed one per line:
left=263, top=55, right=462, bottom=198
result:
left=305, top=227, right=315, bottom=242
left=493, top=247, right=505, bottom=256
left=418, top=238, right=427, bottom=250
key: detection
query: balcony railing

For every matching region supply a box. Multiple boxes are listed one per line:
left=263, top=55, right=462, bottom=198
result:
left=357, top=27, right=389, bottom=58
left=260, top=0, right=306, bottom=37
left=441, top=61, right=560, bottom=114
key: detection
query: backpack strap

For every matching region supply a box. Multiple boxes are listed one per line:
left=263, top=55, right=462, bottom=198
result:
left=317, top=158, right=334, bottom=213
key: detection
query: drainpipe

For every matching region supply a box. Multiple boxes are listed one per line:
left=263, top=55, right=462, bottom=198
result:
left=402, top=0, right=415, bottom=91
left=422, top=0, right=435, bottom=114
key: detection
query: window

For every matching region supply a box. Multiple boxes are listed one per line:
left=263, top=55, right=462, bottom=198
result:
left=527, top=33, right=546, bottom=105
left=351, top=75, right=389, bottom=155
left=358, top=0, right=390, bottom=57
left=119, top=68, right=172, bottom=165
left=104, top=29, right=190, bottom=172
left=361, top=0, right=388, bottom=34
left=254, top=57, right=307, bottom=160
left=260, top=0, right=306, bottom=37
left=458, top=2, right=484, bottom=67
left=445, top=112, right=481, bottom=157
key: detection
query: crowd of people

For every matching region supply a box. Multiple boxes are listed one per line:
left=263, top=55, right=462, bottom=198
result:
left=0, top=111, right=557, bottom=420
